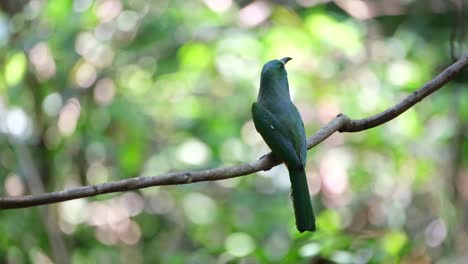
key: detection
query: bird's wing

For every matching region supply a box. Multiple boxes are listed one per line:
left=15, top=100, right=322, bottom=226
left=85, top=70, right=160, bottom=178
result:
left=252, top=102, right=302, bottom=167
left=287, top=104, right=307, bottom=166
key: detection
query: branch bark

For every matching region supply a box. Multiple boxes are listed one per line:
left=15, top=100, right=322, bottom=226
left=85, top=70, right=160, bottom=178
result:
left=1, top=55, right=468, bottom=209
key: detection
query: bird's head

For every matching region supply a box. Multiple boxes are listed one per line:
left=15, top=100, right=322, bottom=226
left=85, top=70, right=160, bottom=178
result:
left=260, top=57, right=292, bottom=88
left=261, top=57, right=292, bottom=76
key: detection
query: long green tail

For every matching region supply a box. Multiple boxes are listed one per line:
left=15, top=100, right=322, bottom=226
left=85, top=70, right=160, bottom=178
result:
left=288, top=167, right=316, bottom=232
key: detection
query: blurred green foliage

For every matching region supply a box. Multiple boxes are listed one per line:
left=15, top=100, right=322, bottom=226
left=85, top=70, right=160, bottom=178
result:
left=0, top=0, right=467, bottom=263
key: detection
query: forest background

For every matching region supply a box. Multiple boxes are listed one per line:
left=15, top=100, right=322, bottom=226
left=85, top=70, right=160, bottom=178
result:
left=0, top=0, right=467, bottom=263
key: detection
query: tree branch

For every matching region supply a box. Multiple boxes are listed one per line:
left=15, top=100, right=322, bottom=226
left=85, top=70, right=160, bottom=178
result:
left=339, top=55, right=468, bottom=132
left=1, top=55, right=467, bottom=209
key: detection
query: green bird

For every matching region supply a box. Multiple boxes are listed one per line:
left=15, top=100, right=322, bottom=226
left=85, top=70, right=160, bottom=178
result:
left=252, top=57, right=316, bottom=232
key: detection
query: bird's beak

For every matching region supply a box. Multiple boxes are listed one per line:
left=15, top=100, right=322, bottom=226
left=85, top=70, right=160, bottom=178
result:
left=280, top=57, right=292, bottom=65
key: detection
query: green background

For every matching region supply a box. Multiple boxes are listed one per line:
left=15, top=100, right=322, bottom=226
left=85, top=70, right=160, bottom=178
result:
left=0, top=0, right=467, bottom=263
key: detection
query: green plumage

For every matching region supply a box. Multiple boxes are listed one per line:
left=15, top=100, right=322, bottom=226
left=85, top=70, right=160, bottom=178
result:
left=252, top=58, right=316, bottom=232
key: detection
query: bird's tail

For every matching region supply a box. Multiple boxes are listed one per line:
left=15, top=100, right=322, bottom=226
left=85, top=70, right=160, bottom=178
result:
left=288, top=167, right=316, bottom=232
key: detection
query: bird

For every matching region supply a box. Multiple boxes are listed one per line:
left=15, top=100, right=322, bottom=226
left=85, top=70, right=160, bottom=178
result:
left=252, top=57, right=316, bottom=232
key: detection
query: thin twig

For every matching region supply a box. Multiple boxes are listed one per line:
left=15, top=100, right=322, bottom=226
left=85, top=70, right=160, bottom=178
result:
left=1, top=55, right=468, bottom=209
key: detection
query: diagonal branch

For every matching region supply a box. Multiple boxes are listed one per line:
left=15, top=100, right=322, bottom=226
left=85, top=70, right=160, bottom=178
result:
left=1, top=55, right=467, bottom=209
left=339, top=55, right=468, bottom=132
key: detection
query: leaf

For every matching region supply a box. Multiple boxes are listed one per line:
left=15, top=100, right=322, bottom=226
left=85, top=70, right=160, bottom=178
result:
left=4, top=52, right=27, bottom=87
left=381, top=230, right=408, bottom=257
left=316, top=210, right=341, bottom=234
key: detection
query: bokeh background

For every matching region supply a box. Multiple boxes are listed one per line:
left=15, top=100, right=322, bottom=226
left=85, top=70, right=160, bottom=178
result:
left=1, top=0, right=467, bottom=263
